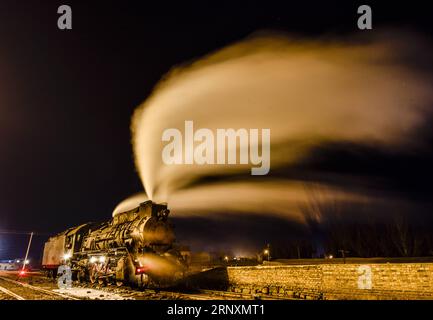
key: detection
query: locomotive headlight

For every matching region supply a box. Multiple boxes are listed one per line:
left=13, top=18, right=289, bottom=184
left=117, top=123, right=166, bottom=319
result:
left=99, top=256, right=106, bottom=263
left=89, top=256, right=97, bottom=263
left=63, top=253, right=71, bottom=260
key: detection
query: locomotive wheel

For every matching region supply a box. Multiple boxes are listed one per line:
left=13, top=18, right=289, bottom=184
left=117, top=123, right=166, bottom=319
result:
left=138, top=274, right=149, bottom=289
left=48, top=269, right=58, bottom=279
left=77, top=270, right=86, bottom=283
left=89, top=272, right=97, bottom=284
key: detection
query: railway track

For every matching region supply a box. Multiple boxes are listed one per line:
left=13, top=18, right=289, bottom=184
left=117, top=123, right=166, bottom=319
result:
left=0, top=272, right=225, bottom=300
left=0, top=271, right=291, bottom=300
left=73, top=282, right=291, bottom=300
left=71, top=283, right=207, bottom=300
left=0, top=284, right=25, bottom=300
left=0, top=276, right=79, bottom=300
left=199, top=289, right=291, bottom=300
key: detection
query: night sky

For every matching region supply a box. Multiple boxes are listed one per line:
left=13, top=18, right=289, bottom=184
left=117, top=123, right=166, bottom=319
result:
left=1, top=1, right=433, bottom=260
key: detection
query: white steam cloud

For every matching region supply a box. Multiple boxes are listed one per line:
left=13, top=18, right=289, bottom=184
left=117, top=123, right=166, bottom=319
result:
left=119, top=31, right=433, bottom=221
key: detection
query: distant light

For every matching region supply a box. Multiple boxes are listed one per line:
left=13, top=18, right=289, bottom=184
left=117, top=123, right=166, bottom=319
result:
left=63, top=253, right=71, bottom=260
left=263, top=249, right=269, bottom=255
left=329, top=255, right=333, bottom=259
left=24, top=259, right=30, bottom=264
left=224, top=256, right=229, bottom=261
left=99, top=256, right=106, bottom=263
left=19, top=270, right=26, bottom=276
left=89, top=256, right=97, bottom=263
left=16, top=260, right=20, bottom=263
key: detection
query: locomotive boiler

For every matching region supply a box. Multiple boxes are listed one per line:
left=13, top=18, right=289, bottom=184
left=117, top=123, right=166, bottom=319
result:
left=42, top=201, right=186, bottom=287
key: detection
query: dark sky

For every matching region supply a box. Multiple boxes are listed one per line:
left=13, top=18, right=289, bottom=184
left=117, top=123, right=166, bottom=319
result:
left=1, top=1, right=433, bottom=259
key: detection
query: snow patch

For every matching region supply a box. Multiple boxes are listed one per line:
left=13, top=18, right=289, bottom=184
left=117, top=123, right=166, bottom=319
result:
left=54, top=287, right=132, bottom=300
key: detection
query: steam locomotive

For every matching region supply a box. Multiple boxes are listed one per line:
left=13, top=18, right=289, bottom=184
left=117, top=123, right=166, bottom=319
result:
left=42, top=201, right=186, bottom=287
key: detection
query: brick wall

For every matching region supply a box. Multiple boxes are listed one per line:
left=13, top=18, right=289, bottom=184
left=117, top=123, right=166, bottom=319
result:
left=226, top=263, right=433, bottom=299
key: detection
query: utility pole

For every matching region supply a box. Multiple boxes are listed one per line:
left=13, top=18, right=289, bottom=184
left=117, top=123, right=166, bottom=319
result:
left=22, top=232, right=33, bottom=272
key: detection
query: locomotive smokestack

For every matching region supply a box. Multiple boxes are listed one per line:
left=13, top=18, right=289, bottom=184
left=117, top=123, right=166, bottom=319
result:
left=138, top=200, right=170, bottom=219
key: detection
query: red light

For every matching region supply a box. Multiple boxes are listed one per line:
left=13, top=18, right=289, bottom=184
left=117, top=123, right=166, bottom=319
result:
left=135, top=266, right=149, bottom=274
left=19, top=270, right=26, bottom=276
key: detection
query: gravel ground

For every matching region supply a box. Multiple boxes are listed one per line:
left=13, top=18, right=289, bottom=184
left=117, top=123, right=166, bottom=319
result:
left=0, top=291, right=16, bottom=300
left=0, top=277, right=60, bottom=300
left=71, top=282, right=189, bottom=300
left=0, top=271, right=190, bottom=300
left=0, top=271, right=235, bottom=300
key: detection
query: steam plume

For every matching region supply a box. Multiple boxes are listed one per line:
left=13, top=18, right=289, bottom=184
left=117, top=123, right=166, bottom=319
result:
left=122, top=31, right=433, bottom=221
